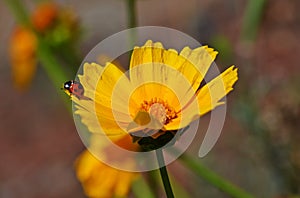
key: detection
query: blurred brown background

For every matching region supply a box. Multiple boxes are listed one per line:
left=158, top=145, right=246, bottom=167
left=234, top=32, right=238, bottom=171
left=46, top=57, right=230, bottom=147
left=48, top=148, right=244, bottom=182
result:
left=1, top=0, right=300, bottom=197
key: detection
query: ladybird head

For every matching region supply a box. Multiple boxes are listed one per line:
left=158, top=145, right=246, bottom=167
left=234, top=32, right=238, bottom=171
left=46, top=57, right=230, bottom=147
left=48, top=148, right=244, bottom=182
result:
left=62, top=80, right=75, bottom=97
left=63, top=80, right=74, bottom=91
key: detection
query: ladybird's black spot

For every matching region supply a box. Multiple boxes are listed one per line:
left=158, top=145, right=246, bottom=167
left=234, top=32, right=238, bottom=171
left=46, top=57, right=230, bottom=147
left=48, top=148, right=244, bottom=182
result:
left=78, top=83, right=83, bottom=89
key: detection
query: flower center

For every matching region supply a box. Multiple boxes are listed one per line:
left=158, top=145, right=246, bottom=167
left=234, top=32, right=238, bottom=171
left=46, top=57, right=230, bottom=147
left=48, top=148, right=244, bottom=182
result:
left=149, top=103, right=167, bottom=124
left=140, top=97, right=177, bottom=125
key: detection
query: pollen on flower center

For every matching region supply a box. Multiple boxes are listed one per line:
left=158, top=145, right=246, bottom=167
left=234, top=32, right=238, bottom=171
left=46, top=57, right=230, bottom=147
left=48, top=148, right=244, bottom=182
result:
left=149, top=103, right=167, bottom=124
left=140, top=97, right=178, bottom=125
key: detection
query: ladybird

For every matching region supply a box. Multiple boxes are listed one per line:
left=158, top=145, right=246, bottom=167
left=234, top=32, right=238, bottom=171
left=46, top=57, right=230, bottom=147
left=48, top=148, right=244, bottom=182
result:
left=63, top=80, right=89, bottom=100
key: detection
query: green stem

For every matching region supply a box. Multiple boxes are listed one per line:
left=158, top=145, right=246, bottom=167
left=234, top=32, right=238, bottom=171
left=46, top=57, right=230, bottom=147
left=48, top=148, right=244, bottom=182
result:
left=4, top=0, right=30, bottom=26
left=241, top=0, right=267, bottom=42
left=156, top=149, right=175, bottom=198
left=126, top=0, right=137, bottom=56
left=5, top=0, right=72, bottom=113
left=37, top=36, right=72, bottom=113
left=179, top=153, right=254, bottom=198
left=127, top=0, right=137, bottom=28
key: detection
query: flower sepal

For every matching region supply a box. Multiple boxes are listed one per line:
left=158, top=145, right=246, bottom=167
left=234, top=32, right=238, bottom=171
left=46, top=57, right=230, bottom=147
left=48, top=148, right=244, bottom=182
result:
left=130, top=126, right=190, bottom=152
left=132, top=130, right=176, bottom=151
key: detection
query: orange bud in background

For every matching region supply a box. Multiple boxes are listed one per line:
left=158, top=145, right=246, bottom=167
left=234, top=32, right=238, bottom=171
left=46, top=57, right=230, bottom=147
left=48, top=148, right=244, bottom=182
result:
left=9, top=1, right=81, bottom=91
left=9, top=27, right=37, bottom=91
left=31, top=2, right=58, bottom=32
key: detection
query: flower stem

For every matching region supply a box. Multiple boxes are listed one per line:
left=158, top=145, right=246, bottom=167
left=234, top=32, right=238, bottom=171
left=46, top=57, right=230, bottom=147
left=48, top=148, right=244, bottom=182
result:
left=179, top=153, right=254, bottom=198
left=156, top=149, right=175, bottom=198
left=126, top=0, right=137, bottom=63
left=37, top=36, right=72, bottom=113
left=5, top=0, right=72, bottom=113
left=241, top=0, right=266, bottom=42
left=4, top=0, right=30, bottom=26
left=126, top=0, right=137, bottom=28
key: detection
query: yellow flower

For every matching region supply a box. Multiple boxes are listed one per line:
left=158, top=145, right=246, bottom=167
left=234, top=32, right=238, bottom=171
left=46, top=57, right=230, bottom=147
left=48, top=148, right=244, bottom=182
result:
left=9, top=26, right=37, bottom=91
left=9, top=1, right=80, bottom=91
left=30, top=1, right=79, bottom=44
left=76, top=149, right=138, bottom=198
left=31, top=2, right=58, bottom=32
left=72, top=40, right=238, bottom=150
left=71, top=40, right=238, bottom=197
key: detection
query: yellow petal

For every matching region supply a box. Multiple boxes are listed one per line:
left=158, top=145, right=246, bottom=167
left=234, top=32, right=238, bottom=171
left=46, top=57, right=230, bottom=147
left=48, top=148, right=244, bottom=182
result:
left=73, top=95, right=127, bottom=136
left=128, top=41, right=219, bottom=129
left=129, top=61, right=202, bottom=131
left=76, top=63, right=131, bottom=121
left=165, top=66, right=238, bottom=130
left=127, top=110, right=167, bottom=133
left=129, top=82, right=178, bottom=111
left=75, top=109, right=126, bottom=136
left=129, top=62, right=202, bottom=113
left=130, top=40, right=218, bottom=91
left=75, top=150, right=138, bottom=198
left=73, top=62, right=134, bottom=136
left=95, top=62, right=132, bottom=113
left=175, top=46, right=218, bottom=91
left=114, top=171, right=138, bottom=197
left=197, top=66, right=238, bottom=116
left=164, top=98, right=199, bottom=130
left=95, top=62, right=135, bottom=136
left=78, top=62, right=104, bottom=99
left=131, top=110, right=151, bottom=126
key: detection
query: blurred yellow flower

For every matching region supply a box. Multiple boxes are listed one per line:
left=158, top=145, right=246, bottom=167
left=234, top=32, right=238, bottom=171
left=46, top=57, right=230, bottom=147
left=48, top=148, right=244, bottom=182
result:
left=76, top=149, right=138, bottom=198
left=73, top=40, right=238, bottom=149
left=9, top=26, right=37, bottom=91
left=9, top=1, right=80, bottom=91
left=30, top=1, right=79, bottom=45
left=31, top=2, right=58, bottom=32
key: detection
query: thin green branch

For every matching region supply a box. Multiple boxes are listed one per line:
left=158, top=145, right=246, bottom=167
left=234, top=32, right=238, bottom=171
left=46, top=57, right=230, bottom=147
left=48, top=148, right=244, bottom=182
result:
left=37, top=36, right=72, bottom=113
left=126, top=0, right=137, bottom=63
left=4, top=0, right=30, bottom=26
left=179, top=153, right=254, bottom=198
left=127, top=0, right=137, bottom=28
left=5, top=0, right=72, bottom=113
left=241, top=0, right=267, bottom=42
